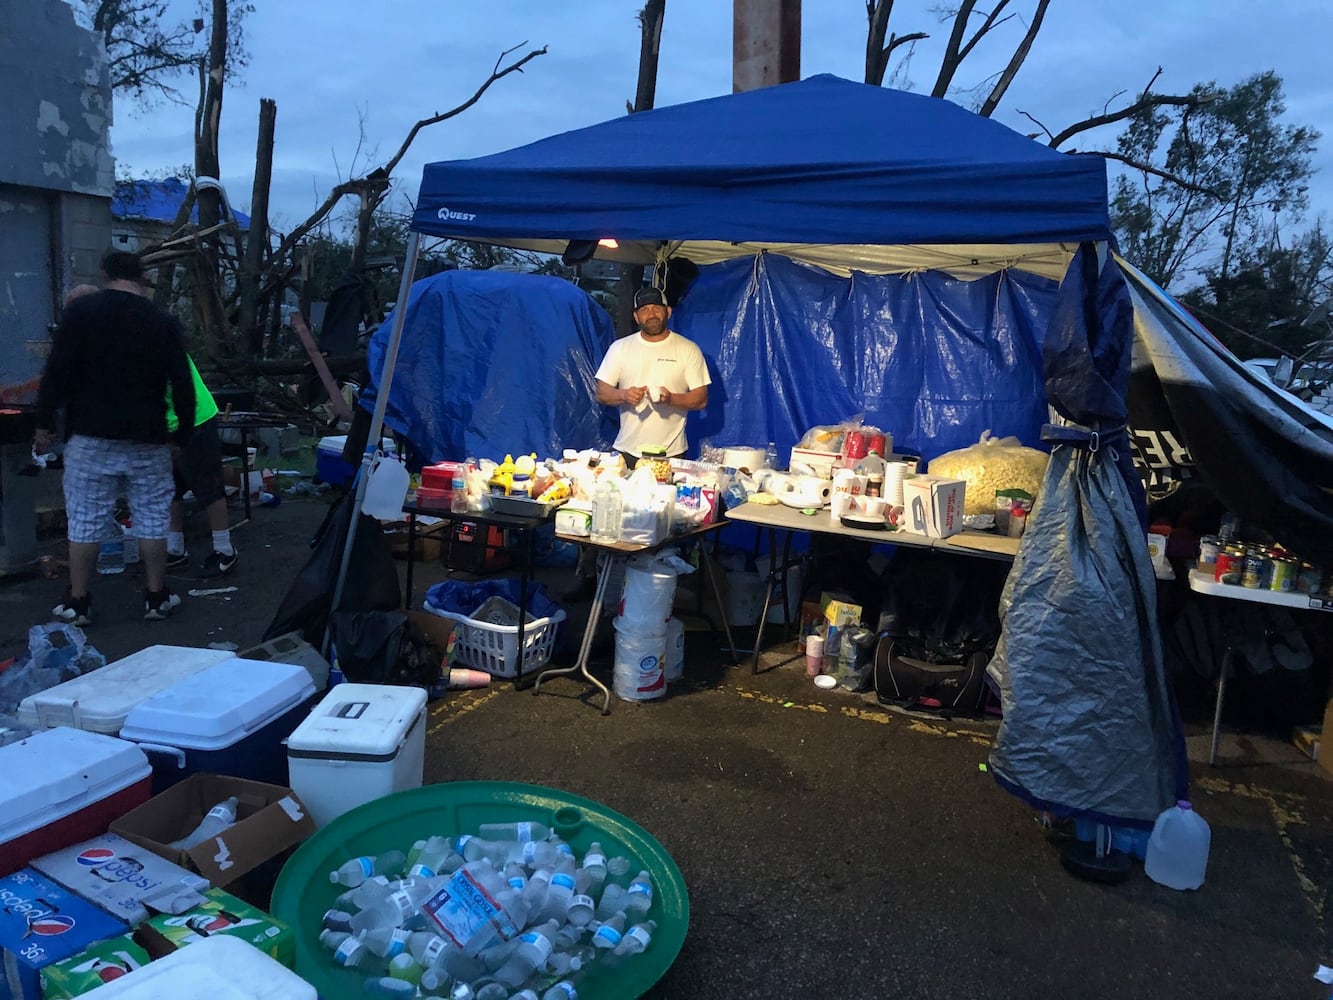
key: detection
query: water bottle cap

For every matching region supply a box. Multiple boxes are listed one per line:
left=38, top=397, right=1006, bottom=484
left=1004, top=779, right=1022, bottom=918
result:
left=1177, top=800, right=1192, bottom=810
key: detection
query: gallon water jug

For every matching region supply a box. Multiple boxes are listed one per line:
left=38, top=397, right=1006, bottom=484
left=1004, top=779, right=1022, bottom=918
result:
left=1144, top=800, right=1211, bottom=890
left=362, top=452, right=410, bottom=520
left=96, top=517, right=125, bottom=575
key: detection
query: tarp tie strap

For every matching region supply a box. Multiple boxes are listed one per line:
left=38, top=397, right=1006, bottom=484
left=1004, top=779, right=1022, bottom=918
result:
left=1042, top=422, right=1126, bottom=459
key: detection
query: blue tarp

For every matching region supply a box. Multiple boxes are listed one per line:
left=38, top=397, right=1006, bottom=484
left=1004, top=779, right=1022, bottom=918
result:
left=112, top=178, right=251, bottom=229
left=412, top=75, right=1109, bottom=247
left=360, top=270, right=617, bottom=463
left=672, top=254, right=1058, bottom=463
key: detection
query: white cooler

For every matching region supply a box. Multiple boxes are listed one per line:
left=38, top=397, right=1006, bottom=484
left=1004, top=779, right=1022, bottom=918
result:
left=0, top=728, right=151, bottom=877
left=81, top=934, right=316, bottom=999
left=17, top=645, right=235, bottom=734
left=285, top=683, right=427, bottom=828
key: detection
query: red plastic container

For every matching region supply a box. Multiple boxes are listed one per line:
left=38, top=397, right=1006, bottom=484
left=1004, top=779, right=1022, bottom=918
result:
left=421, top=461, right=465, bottom=491
left=416, top=486, right=453, bottom=510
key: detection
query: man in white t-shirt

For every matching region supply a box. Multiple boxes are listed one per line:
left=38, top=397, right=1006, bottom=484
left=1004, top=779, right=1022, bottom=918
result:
left=594, top=286, right=711, bottom=465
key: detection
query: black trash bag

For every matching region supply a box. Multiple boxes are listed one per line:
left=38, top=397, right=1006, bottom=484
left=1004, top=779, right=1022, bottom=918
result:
left=875, top=547, right=1009, bottom=663
left=263, top=490, right=401, bottom=645
left=330, top=610, right=441, bottom=690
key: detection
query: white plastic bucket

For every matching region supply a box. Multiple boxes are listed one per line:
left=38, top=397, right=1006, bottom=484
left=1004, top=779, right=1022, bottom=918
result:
left=619, top=565, right=677, bottom=631
left=612, top=617, right=666, bottom=701
left=664, top=617, right=685, bottom=682
left=725, top=570, right=767, bottom=626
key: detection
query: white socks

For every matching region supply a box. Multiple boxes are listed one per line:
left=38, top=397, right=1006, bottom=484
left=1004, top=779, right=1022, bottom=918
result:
left=167, top=531, right=186, bottom=556
left=212, top=530, right=234, bottom=557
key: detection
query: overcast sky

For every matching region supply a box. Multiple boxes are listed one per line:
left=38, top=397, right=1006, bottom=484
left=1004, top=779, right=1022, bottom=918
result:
left=107, top=1, right=1333, bottom=250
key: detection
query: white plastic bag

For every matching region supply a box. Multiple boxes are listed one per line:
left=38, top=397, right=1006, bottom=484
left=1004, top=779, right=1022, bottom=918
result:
left=927, top=431, right=1049, bottom=515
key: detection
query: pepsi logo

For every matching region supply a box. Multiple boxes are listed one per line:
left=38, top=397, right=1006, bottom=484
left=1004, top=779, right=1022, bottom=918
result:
left=29, top=914, right=75, bottom=936
left=76, top=847, right=116, bottom=867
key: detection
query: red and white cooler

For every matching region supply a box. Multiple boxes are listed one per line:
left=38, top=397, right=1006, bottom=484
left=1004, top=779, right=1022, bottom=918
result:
left=0, top=728, right=151, bottom=877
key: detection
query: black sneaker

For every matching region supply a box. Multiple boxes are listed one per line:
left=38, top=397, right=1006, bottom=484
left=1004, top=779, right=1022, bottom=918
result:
left=52, top=589, right=92, bottom=626
left=200, top=549, right=239, bottom=577
left=144, top=589, right=182, bottom=620
left=165, top=550, right=190, bottom=570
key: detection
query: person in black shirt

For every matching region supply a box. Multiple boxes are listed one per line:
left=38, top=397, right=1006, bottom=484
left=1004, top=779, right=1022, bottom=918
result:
left=35, top=250, right=196, bottom=623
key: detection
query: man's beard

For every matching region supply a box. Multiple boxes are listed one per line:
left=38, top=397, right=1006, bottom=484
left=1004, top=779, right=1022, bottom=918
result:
left=640, top=317, right=666, bottom=336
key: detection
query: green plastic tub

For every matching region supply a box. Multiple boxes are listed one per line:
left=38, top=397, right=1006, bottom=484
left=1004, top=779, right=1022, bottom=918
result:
left=271, top=781, right=688, bottom=999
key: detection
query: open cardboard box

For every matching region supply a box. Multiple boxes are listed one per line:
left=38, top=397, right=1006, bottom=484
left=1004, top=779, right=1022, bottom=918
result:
left=110, top=773, right=315, bottom=887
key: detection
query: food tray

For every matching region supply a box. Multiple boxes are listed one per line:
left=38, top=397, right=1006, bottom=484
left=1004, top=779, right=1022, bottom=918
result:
left=488, top=494, right=565, bottom=518
left=272, top=781, right=688, bottom=1000
left=427, top=606, right=567, bottom=678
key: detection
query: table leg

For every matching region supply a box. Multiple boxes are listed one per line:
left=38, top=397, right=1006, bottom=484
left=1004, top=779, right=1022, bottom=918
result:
left=513, top=524, right=533, bottom=688
left=533, top=549, right=614, bottom=715
left=700, top=542, right=739, bottom=666
left=239, top=427, right=252, bottom=524
left=1208, top=646, right=1233, bottom=767
left=404, top=513, right=417, bottom=610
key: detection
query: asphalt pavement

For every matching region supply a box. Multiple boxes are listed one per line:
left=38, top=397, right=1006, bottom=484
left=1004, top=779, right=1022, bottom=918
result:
left=2, top=493, right=1331, bottom=998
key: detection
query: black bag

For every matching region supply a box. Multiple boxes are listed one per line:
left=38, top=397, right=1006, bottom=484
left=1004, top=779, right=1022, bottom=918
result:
left=330, top=611, right=441, bottom=691
left=872, top=637, right=990, bottom=717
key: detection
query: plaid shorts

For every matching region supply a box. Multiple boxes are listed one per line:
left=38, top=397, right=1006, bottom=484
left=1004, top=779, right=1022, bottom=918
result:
left=63, top=435, right=175, bottom=542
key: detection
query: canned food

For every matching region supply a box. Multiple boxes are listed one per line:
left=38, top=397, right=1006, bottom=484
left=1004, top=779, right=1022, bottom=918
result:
left=1241, top=548, right=1267, bottom=589
left=1214, top=545, right=1246, bottom=585
left=1218, top=511, right=1241, bottom=543
left=1197, top=534, right=1220, bottom=567
left=1268, top=556, right=1298, bottom=593
left=1298, top=563, right=1324, bottom=595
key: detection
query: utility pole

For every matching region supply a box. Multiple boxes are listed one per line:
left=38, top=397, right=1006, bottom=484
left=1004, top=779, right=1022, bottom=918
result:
left=733, top=0, right=801, bottom=92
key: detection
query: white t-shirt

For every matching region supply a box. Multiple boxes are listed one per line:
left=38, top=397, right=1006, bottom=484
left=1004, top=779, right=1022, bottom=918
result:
left=595, top=330, right=711, bottom=457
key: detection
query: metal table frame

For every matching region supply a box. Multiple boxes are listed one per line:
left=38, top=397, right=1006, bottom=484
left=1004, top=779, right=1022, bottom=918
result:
left=533, top=519, right=738, bottom=715
left=1186, top=569, right=1333, bottom=765
left=403, top=502, right=555, bottom=687
left=724, top=502, right=1019, bottom=672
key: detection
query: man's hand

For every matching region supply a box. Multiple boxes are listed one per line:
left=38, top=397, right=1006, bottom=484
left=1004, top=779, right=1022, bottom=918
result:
left=622, top=385, right=649, bottom=406
left=656, top=387, right=674, bottom=406
left=33, top=428, right=54, bottom=454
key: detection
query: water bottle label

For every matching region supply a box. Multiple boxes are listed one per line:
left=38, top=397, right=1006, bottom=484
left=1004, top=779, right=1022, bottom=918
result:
left=206, top=804, right=231, bottom=821
left=515, top=821, right=533, bottom=842
left=356, top=857, right=374, bottom=878
left=550, top=984, right=577, bottom=1000
left=519, top=930, right=553, bottom=962
left=410, top=863, right=436, bottom=879
left=388, top=889, right=416, bottom=922
left=582, top=852, right=605, bottom=870
left=627, top=882, right=652, bottom=900
left=386, top=927, right=410, bottom=959
left=626, top=925, right=652, bottom=948
left=522, top=841, right=539, bottom=865
left=593, top=924, right=622, bottom=948
left=421, top=936, right=447, bottom=966
left=456, top=835, right=473, bottom=855
left=421, top=867, right=518, bottom=950
left=333, top=938, right=362, bottom=965
left=508, top=876, right=526, bottom=891
left=569, top=894, right=594, bottom=913
left=550, top=873, right=575, bottom=891
left=556, top=842, right=574, bottom=857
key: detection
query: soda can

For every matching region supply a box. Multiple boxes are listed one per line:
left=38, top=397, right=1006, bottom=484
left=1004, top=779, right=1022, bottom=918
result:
left=1214, top=545, right=1245, bottom=585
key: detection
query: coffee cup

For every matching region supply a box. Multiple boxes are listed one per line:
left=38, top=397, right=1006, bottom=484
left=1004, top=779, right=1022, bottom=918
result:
left=863, top=496, right=886, bottom=518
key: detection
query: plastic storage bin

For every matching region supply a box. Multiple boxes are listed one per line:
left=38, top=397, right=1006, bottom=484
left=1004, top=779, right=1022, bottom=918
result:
left=16, top=645, right=235, bottom=734
left=0, top=728, right=151, bottom=876
left=285, top=683, right=427, bottom=828
left=70, top=934, right=316, bottom=999
left=119, top=659, right=318, bottom=792
left=315, top=435, right=396, bottom=488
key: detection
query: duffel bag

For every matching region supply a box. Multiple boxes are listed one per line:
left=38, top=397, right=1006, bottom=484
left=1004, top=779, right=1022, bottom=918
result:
left=872, top=637, right=989, bottom=717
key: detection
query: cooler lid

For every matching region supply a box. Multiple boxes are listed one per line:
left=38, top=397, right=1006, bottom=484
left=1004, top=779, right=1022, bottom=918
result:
left=75, top=934, right=316, bottom=999
left=0, top=728, right=151, bottom=843
left=119, top=659, right=316, bottom=751
left=15, top=645, right=235, bottom=734
left=286, top=682, right=427, bottom=757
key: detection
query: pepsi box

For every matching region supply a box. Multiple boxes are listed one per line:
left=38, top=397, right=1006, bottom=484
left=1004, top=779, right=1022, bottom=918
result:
left=29, top=834, right=208, bottom=928
left=0, top=867, right=128, bottom=1000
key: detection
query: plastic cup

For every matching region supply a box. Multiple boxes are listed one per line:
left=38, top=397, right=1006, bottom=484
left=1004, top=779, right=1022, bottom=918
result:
left=805, top=634, right=824, bottom=677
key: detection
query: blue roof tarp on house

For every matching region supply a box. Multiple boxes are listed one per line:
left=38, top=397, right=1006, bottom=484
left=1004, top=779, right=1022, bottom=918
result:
left=112, top=177, right=250, bottom=230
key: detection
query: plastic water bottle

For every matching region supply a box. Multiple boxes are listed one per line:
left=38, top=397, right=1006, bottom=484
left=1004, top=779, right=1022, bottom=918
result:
left=565, top=893, right=595, bottom=926
left=1144, top=800, right=1211, bottom=890
left=168, top=796, right=238, bottom=849
left=451, top=474, right=468, bottom=514
left=362, top=977, right=416, bottom=998
left=522, top=865, right=552, bottom=913
left=623, top=870, right=654, bottom=918
left=359, top=926, right=411, bottom=960
left=494, top=919, right=560, bottom=988
left=96, top=516, right=125, bottom=575
left=591, top=478, right=623, bottom=543
left=578, top=842, right=607, bottom=898
left=613, top=919, right=657, bottom=957
left=764, top=441, right=778, bottom=470
left=351, top=877, right=439, bottom=934
left=478, top=820, right=551, bottom=842
left=410, top=836, right=462, bottom=878
left=330, top=850, right=407, bottom=887
left=593, top=883, right=627, bottom=920
left=321, top=908, right=354, bottom=933
left=591, top=912, right=625, bottom=950
left=541, top=856, right=577, bottom=921
left=386, top=952, right=423, bottom=986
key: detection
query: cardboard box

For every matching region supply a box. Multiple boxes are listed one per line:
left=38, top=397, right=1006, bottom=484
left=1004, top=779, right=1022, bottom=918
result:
left=110, top=774, right=316, bottom=888
left=386, top=519, right=448, bottom=561
left=42, top=888, right=296, bottom=997
left=29, top=833, right=209, bottom=927
left=819, top=592, right=862, bottom=627
left=0, top=868, right=129, bottom=1000
left=789, top=447, right=841, bottom=478
left=1292, top=724, right=1321, bottom=761
left=1318, top=701, right=1333, bottom=775
left=902, top=475, right=966, bottom=538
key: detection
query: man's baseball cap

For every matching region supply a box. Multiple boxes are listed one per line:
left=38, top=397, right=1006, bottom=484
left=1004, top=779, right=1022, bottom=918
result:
left=633, top=287, right=669, bottom=310
left=101, top=250, right=146, bottom=282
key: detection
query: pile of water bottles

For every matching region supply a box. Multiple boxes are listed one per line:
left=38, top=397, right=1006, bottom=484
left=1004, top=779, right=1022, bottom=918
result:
left=319, top=819, right=658, bottom=999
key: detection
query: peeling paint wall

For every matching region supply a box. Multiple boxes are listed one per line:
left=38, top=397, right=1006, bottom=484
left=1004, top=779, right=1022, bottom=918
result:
left=0, top=0, right=113, bottom=401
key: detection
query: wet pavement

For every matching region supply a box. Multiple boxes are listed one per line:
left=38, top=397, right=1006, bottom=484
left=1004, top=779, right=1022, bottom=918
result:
left=2, top=494, right=1331, bottom=998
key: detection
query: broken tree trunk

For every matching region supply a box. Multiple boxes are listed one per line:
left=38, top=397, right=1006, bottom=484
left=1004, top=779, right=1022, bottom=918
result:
left=238, top=97, right=277, bottom=355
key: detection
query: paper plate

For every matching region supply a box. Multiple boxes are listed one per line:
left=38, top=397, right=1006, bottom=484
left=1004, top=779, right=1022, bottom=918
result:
left=814, top=674, right=838, bottom=689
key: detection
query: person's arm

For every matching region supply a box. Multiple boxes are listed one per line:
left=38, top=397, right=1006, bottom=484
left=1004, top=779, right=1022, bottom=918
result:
left=164, top=321, right=196, bottom=444
left=596, top=380, right=648, bottom=407
left=34, top=308, right=80, bottom=448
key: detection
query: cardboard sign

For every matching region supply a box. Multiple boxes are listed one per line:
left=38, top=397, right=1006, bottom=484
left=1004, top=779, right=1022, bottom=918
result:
left=110, top=774, right=315, bottom=887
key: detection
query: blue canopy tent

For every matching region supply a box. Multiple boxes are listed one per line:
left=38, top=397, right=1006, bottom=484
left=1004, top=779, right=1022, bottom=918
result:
left=345, top=74, right=1182, bottom=829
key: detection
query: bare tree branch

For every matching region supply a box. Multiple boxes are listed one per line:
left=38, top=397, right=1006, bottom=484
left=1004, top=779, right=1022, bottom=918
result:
left=1047, top=91, right=1201, bottom=148
left=978, top=0, right=1049, bottom=117
left=1098, top=151, right=1217, bottom=195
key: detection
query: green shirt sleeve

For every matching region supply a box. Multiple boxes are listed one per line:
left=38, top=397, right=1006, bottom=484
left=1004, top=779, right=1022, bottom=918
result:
left=166, top=357, right=220, bottom=432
